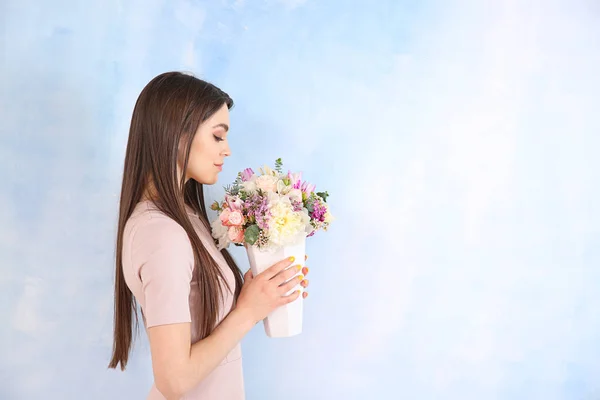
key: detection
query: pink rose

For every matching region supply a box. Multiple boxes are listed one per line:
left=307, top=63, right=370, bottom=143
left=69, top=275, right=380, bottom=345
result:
left=226, top=195, right=243, bottom=211
left=219, top=209, right=231, bottom=226
left=227, top=210, right=244, bottom=226
left=228, top=226, right=245, bottom=243
left=256, top=175, right=278, bottom=192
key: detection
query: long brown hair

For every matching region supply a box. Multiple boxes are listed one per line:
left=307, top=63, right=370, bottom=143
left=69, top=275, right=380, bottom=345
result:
left=108, top=71, right=244, bottom=370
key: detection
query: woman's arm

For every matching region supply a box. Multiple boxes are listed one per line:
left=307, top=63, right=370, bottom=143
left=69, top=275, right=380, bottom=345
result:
left=147, top=307, right=253, bottom=399
left=147, top=258, right=302, bottom=399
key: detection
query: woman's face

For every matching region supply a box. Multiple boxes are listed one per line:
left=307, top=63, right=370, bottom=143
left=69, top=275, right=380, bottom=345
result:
left=181, top=103, right=231, bottom=185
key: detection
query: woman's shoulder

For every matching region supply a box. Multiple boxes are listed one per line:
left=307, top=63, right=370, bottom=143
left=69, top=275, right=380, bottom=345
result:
left=125, top=201, right=192, bottom=254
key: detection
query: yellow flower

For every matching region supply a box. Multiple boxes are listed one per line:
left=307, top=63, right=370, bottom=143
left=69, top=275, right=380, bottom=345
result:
left=268, top=201, right=307, bottom=246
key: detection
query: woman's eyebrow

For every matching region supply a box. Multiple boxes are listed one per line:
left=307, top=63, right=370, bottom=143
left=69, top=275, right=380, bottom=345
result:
left=212, top=123, right=229, bottom=132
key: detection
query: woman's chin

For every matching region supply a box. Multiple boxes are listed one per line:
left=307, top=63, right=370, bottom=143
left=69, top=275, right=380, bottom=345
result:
left=204, top=175, right=219, bottom=186
left=191, top=172, right=219, bottom=186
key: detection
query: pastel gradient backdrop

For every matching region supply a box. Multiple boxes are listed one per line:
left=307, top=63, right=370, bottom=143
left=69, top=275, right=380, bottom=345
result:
left=2, top=1, right=600, bottom=399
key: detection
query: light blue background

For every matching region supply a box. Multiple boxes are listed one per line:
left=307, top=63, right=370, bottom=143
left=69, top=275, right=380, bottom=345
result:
left=2, top=1, right=600, bottom=399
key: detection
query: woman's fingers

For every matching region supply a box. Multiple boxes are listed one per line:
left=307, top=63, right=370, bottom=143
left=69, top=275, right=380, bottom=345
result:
left=279, top=274, right=304, bottom=294
left=279, top=288, right=302, bottom=305
left=260, top=256, right=296, bottom=280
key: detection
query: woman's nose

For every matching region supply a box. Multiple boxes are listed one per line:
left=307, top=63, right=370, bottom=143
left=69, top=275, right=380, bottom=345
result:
left=222, top=142, right=231, bottom=157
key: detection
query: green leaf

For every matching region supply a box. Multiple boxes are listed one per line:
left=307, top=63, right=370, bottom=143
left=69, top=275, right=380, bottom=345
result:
left=316, top=191, right=329, bottom=202
left=274, top=158, right=283, bottom=174
left=244, top=224, right=260, bottom=245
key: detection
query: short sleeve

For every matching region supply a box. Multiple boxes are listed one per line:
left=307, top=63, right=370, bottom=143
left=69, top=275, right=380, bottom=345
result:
left=131, top=216, right=195, bottom=328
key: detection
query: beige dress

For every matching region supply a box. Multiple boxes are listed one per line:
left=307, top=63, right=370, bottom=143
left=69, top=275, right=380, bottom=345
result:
left=122, top=200, right=245, bottom=399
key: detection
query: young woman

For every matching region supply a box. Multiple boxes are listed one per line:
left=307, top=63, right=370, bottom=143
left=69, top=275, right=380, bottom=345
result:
left=108, top=71, right=310, bottom=399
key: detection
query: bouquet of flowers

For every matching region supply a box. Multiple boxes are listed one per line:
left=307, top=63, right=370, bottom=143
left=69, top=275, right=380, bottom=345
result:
left=210, top=158, right=333, bottom=252
left=210, top=158, right=333, bottom=337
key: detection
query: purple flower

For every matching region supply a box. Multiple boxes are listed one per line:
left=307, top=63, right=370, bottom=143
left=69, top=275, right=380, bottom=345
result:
left=244, top=193, right=271, bottom=230
left=288, top=171, right=303, bottom=189
left=291, top=200, right=304, bottom=212
left=309, top=199, right=327, bottom=222
left=241, top=168, right=255, bottom=182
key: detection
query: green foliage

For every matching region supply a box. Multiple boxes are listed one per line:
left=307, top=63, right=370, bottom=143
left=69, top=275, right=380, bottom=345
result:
left=244, top=224, right=260, bottom=245
left=274, top=158, right=283, bottom=174
left=316, top=191, right=329, bottom=203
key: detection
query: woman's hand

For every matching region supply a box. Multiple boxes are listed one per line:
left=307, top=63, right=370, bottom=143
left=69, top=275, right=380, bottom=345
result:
left=235, top=256, right=305, bottom=325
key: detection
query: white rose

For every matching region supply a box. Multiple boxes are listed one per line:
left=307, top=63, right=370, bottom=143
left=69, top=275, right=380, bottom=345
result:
left=256, top=175, right=278, bottom=192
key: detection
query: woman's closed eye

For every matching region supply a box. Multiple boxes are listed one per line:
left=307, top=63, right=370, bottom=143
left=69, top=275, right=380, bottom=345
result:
left=213, top=135, right=224, bottom=142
